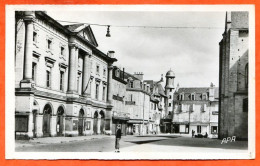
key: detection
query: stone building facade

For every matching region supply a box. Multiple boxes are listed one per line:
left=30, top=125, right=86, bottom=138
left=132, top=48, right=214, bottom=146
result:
left=15, top=11, right=117, bottom=139
left=124, top=72, right=151, bottom=135
left=172, top=83, right=219, bottom=138
left=218, top=12, right=249, bottom=140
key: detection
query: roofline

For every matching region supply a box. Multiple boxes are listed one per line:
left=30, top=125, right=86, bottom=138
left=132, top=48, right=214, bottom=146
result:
left=35, top=11, right=114, bottom=62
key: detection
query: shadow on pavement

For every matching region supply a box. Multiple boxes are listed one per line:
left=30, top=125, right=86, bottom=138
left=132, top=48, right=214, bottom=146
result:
left=146, top=137, right=248, bottom=150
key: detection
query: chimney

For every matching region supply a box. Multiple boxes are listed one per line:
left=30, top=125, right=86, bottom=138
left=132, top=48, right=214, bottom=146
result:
left=133, top=72, right=144, bottom=81
left=107, top=51, right=115, bottom=58
left=176, top=83, right=180, bottom=92
left=209, top=82, right=215, bottom=101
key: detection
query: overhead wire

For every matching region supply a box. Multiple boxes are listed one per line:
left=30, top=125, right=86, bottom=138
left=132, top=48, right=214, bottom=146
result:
left=56, top=20, right=223, bottom=29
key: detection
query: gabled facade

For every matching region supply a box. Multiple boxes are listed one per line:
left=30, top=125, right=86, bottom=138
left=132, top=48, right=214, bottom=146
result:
left=172, top=83, right=219, bottom=138
left=15, top=11, right=116, bottom=139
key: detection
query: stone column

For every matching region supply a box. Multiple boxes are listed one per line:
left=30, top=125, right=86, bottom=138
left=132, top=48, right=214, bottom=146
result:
left=97, top=117, right=101, bottom=134
left=50, top=116, right=57, bottom=137
left=35, top=114, right=43, bottom=137
left=82, top=53, right=91, bottom=97
left=27, top=112, right=34, bottom=138
left=68, top=44, right=78, bottom=94
left=107, top=64, right=113, bottom=104
left=20, top=11, right=35, bottom=88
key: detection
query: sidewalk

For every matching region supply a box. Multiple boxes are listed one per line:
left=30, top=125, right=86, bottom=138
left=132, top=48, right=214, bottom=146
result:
left=15, top=135, right=113, bottom=148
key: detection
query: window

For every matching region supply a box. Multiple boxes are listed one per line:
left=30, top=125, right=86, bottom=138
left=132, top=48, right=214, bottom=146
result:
left=169, top=103, right=171, bottom=107
left=102, top=86, right=106, bottom=101
left=130, top=94, right=133, bottom=101
left=85, top=121, right=91, bottom=130
left=180, top=93, right=184, bottom=100
left=130, top=81, right=133, bottom=88
left=170, top=89, right=172, bottom=92
left=47, top=39, right=52, bottom=50
left=151, top=103, right=153, bottom=109
left=211, top=126, right=218, bottom=134
left=95, top=84, right=99, bottom=99
left=191, top=94, right=195, bottom=100
left=169, top=95, right=172, bottom=99
left=245, top=64, right=248, bottom=88
left=103, top=68, right=106, bottom=77
left=154, top=103, right=156, bottom=110
left=60, top=46, right=65, bottom=56
left=197, top=126, right=201, bottom=134
left=96, top=65, right=100, bottom=74
left=60, top=71, right=64, bottom=91
left=243, top=98, right=248, bottom=112
left=33, top=32, right=37, bottom=43
left=46, top=70, right=51, bottom=88
left=32, top=62, right=37, bottom=81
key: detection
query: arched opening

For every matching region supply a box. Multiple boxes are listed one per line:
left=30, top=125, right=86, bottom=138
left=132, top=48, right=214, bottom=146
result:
left=42, top=104, right=52, bottom=137
left=56, top=106, right=65, bottom=136
left=100, top=110, right=105, bottom=134
left=93, top=111, right=98, bottom=135
left=78, top=109, right=84, bottom=136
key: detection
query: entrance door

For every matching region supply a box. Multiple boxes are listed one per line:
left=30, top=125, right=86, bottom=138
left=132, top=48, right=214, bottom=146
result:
left=43, top=104, right=52, bottom=137
left=93, top=111, right=98, bottom=135
left=78, top=109, right=84, bottom=136
left=57, top=107, right=64, bottom=136
left=100, top=111, right=105, bottom=134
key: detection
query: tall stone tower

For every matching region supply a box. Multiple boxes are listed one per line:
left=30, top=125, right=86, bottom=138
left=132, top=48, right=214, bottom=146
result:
left=165, top=69, right=175, bottom=116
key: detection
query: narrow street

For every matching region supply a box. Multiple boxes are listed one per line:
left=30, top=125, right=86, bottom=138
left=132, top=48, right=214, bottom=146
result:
left=15, top=134, right=248, bottom=153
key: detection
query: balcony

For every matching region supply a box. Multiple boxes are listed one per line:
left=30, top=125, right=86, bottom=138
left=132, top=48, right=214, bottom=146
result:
left=125, top=101, right=135, bottom=105
left=112, top=95, right=123, bottom=102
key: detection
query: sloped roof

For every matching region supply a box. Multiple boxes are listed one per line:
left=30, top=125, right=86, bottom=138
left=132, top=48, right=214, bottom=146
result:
left=176, top=87, right=219, bottom=99
left=176, top=87, right=209, bottom=94
left=124, top=72, right=140, bottom=81
left=64, top=23, right=98, bottom=47
left=64, top=23, right=84, bottom=32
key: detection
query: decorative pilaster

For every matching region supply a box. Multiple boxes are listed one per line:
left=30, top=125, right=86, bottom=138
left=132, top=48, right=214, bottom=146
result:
left=82, top=52, right=91, bottom=97
left=68, top=43, right=78, bottom=94
left=20, top=11, right=35, bottom=88
left=107, top=64, right=113, bottom=104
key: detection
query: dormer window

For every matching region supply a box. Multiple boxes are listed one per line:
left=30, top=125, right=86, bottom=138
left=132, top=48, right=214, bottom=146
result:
left=191, top=93, right=195, bottom=100
left=179, top=93, right=184, bottom=100
left=130, top=81, right=133, bottom=88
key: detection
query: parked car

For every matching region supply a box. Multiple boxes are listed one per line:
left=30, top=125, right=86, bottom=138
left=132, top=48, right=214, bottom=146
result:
left=194, top=132, right=208, bottom=138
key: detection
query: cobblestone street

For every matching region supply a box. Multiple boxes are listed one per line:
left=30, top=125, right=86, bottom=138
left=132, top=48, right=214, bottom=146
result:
left=15, top=134, right=248, bottom=153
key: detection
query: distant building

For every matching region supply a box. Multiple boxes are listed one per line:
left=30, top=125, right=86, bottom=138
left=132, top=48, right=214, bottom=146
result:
left=124, top=72, right=151, bottom=135
left=218, top=12, right=249, bottom=140
left=15, top=11, right=117, bottom=139
left=172, top=83, right=219, bottom=138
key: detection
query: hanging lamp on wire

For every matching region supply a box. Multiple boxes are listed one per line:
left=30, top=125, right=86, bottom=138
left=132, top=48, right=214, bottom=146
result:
left=106, top=25, right=111, bottom=37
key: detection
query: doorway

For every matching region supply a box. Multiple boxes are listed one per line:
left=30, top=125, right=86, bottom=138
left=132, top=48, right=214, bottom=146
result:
left=100, top=111, right=105, bottom=134
left=43, top=104, right=52, bottom=137
left=93, top=111, right=98, bottom=135
left=57, top=106, right=64, bottom=136
left=78, top=109, right=84, bottom=136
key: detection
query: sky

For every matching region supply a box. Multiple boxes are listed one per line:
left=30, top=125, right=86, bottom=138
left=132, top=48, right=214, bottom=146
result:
left=47, top=10, right=226, bottom=87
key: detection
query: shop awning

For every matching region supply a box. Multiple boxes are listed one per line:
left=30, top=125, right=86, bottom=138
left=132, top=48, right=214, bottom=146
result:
left=127, top=120, right=148, bottom=124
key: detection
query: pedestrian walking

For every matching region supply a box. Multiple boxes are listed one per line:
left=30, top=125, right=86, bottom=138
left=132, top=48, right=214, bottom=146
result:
left=192, top=130, right=195, bottom=138
left=115, top=125, right=122, bottom=153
